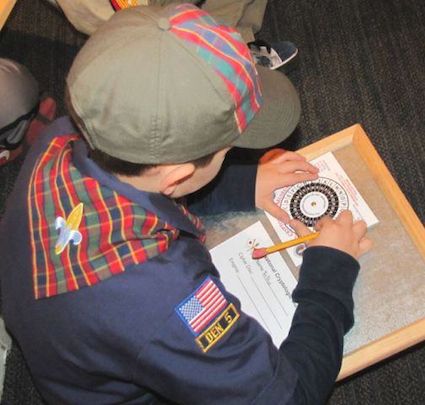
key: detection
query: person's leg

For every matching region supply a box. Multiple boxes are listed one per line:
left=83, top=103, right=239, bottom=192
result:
left=52, top=0, right=117, bottom=35
left=52, top=0, right=264, bottom=41
left=203, top=0, right=297, bottom=72
left=203, top=0, right=267, bottom=42
left=0, top=59, right=39, bottom=165
left=0, top=59, right=56, bottom=166
left=51, top=0, right=298, bottom=71
left=53, top=1, right=201, bottom=35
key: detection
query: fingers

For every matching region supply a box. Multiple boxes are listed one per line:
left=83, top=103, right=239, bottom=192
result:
left=259, top=149, right=290, bottom=163
left=259, top=149, right=283, bottom=163
left=289, top=219, right=311, bottom=237
left=314, top=215, right=332, bottom=231
left=293, top=211, right=373, bottom=259
left=313, top=212, right=360, bottom=230
left=337, top=210, right=353, bottom=225
left=359, top=237, right=373, bottom=255
left=262, top=200, right=290, bottom=223
left=275, top=160, right=319, bottom=186
left=283, top=171, right=319, bottom=185
left=272, top=150, right=306, bottom=162
left=260, top=149, right=308, bottom=164
left=260, top=149, right=306, bottom=163
left=278, top=160, right=319, bottom=174
left=353, top=219, right=367, bottom=240
left=335, top=211, right=368, bottom=241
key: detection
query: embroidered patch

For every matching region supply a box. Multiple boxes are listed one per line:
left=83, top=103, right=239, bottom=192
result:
left=176, top=277, right=227, bottom=336
left=54, top=203, right=84, bottom=255
left=196, top=303, right=240, bottom=352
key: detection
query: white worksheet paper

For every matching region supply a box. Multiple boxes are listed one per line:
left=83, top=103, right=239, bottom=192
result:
left=266, top=151, right=379, bottom=267
left=210, top=221, right=297, bottom=348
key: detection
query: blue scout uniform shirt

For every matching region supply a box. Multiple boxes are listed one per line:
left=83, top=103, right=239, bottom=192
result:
left=0, top=117, right=359, bottom=404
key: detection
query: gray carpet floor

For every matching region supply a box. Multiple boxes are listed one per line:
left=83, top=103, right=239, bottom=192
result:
left=0, top=0, right=424, bottom=403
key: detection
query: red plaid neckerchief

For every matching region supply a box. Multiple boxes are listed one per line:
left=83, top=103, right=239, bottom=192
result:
left=28, top=134, right=205, bottom=299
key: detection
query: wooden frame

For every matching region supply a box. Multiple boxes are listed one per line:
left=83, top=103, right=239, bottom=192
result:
left=297, top=124, right=425, bottom=380
left=0, top=0, right=16, bottom=30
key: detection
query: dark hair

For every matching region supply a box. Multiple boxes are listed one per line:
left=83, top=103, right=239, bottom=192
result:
left=65, top=86, right=216, bottom=176
left=89, top=148, right=216, bottom=176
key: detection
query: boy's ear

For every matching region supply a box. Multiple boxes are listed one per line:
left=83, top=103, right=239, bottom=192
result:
left=159, top=163, right=196, bottom=196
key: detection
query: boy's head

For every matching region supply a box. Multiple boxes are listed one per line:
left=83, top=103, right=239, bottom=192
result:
left=66, top=3, right=300, bottom=168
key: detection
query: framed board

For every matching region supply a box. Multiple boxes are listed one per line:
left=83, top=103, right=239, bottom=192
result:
left=0, top=0, right=16, bottom=30
left=205, top=124, right=425, bottom=380
left=297, top=124, right=425, bottom=379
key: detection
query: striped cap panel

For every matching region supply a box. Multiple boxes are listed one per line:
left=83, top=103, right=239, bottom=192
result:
left=169, top=4, right=263, bottom=134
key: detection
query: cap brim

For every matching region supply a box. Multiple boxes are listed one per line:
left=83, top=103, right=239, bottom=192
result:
left=232, top=65, right=301, bottom=149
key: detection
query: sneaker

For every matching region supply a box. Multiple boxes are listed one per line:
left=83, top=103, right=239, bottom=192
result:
left=248, top=39, right=298, bottom=71
left=0, top=96, right=56, bottom=166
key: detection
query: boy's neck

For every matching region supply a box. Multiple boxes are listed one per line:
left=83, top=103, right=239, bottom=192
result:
left=116, top=171, right=163, bottom=194
left=114, top=161, right=196, bottom=199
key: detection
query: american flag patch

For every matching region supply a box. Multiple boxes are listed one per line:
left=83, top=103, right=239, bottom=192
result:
left=176, top=277, right=227, bottom=336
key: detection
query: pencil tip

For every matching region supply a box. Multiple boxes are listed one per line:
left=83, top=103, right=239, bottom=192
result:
left=252, top=248, right=267, bottom=260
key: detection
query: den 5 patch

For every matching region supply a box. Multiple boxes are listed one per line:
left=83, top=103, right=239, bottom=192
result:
left=176, top=277, right=239, bottom=352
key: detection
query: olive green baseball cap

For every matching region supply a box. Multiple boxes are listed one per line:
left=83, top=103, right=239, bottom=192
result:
left=67, top=3, right=300, bottom=164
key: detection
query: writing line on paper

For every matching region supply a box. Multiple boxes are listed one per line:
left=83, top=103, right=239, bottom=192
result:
left=210, top=221, right=297, bottom=347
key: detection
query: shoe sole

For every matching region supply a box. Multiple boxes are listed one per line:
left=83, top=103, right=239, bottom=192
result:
left=270, top=48, right=299, bottom=70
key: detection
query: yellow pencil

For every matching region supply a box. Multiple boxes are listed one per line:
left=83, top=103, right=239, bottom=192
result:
left=252, top=232, right=320, bottom=259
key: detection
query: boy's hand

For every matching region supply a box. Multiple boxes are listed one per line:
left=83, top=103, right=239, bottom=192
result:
left=290, top=210, right=373, bottom=260
left=255, top=149, right=319, bottom=222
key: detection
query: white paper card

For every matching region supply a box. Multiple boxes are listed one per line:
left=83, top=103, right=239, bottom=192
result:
left=210, top=221, right=297, bottom=348
left=266, top=151, right=379, bottom=267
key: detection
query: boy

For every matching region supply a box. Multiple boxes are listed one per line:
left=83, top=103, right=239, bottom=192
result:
left=0, top=4, right=371, bottom=404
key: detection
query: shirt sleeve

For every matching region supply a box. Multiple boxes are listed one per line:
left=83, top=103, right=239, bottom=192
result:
left=280, top=246, right=360, bottom=405
left=130, top=246, right=359, bottom=405
left=187, top=157, right=258, bottom=216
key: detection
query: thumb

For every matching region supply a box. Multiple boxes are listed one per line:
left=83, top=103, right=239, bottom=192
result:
left=289, top=219, right=311, bottom=237
left=262, top=200, right=290, bottom=223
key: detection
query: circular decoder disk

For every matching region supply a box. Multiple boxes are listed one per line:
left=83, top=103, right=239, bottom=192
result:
left=277, top=177, right=349, bottom=227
